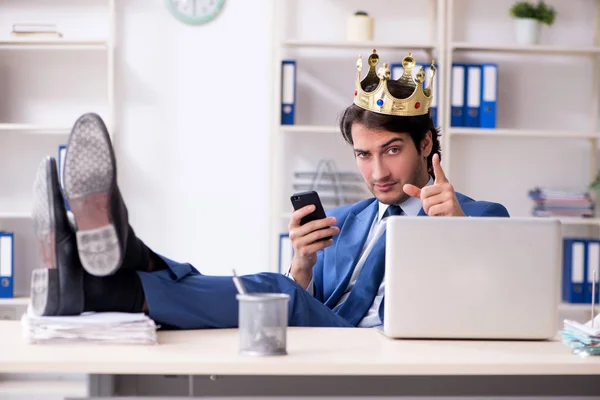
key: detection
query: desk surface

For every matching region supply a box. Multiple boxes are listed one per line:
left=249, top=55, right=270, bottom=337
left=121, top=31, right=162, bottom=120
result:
left=1, top=322, right=599, bottom=376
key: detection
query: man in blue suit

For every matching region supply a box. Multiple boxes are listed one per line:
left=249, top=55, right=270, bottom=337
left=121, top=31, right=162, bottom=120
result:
left=30, top=51, right=508, bottom=329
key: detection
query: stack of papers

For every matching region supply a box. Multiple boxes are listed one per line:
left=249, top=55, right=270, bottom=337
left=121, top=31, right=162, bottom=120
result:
left=528, top=187, right=594, bottom=218
left=21, top=310, right=158, bottom=345
left=560, top=315, right=600, bottom=356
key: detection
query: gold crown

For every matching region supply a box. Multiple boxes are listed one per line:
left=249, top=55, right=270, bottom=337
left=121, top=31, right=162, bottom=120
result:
left=353, top=49, right=435, bottom=117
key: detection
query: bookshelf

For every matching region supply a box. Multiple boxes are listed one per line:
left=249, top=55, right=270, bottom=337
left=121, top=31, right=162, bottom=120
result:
left=268, top=0, right=600, bottom=313
left=0, top=0, right=116, bottom=300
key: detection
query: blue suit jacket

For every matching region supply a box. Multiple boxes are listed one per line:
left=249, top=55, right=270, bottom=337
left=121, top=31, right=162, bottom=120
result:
left=312, top=192, right=510, bottom=325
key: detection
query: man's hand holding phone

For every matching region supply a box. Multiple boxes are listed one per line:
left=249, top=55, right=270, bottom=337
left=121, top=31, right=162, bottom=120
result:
left=288, top=200, right=340, bottom=289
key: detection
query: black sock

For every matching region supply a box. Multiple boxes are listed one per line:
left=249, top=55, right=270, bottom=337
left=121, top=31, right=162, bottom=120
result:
left=121, top=226, right=151, bottom=272
left=83, top=269, right=145, bottom=313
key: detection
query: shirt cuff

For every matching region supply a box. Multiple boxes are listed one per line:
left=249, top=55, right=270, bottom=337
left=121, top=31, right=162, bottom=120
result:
left=285, top=269, right=314, bottom=296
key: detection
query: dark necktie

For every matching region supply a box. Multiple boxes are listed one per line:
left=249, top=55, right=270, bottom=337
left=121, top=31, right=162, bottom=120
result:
left=334, top=204, right=403, bottom=325
left=383, top=205, right=403, bottom=219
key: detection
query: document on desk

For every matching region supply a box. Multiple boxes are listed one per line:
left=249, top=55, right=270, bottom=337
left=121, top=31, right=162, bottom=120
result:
left=21, top=310, right=158, bottom=345
left=560, top=314, right=600, bottom=356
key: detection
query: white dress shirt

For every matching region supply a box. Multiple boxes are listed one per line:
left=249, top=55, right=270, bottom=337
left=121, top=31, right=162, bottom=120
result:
left=288, top=177, right=433, bottom=327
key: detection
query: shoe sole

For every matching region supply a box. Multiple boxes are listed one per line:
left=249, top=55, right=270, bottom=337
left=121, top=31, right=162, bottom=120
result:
left=31, top=158, right=59, bottom=317
left=30, top=268, right=59, bottom=317
left=32, top=157, right=84, bottom=316
left=63, top=114, right=120, bottom=277
left=32, top=157, right=56, bottom=270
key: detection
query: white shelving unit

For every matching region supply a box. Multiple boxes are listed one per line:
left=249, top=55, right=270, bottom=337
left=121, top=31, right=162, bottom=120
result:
left=443, top=0, right=600, bottom=183
left=0, top=3, right=115, bottom=395
left=0, top=0, right=116, bottom=297
left=271, top=0, right=600, bottom=270
left=269, top=0, right=600, bottom=318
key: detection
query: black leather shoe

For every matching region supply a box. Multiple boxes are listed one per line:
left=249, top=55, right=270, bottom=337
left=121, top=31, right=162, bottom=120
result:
left=62, top=113, right=150, bottom=277
left=30, top=157, right=84, bottom=317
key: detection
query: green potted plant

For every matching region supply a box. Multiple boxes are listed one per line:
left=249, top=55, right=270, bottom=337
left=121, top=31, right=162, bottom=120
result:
left=589, top=171, right=600, bottom=217
left=509, top=1, right=556, bottom=45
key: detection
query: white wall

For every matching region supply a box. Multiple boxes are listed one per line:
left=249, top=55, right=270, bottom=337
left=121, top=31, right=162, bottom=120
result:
left=114, top=0, right=274, bottom=276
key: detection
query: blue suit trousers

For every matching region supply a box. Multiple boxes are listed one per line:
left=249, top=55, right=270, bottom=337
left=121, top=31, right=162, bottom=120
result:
left=136, top=253, right=352, bottom=330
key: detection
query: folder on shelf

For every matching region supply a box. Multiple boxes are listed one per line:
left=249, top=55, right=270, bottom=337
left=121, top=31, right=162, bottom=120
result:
left=480, top=63, right=498, bottom=129
left=562, top=238, right=586, bottom=303
left=450, top=63, right=466, bottom=127
left=281, top=60, right=296, bottom=125
left=58, top=145, right=70, bottom=211
left=586, top=239, right=600, bottom=304
left=390, top=62, right=438, bottom=127
left=0, top=232, right=14, bottom=299
left=278, top=233, right=293, bottom=274
left=417, top=62, right=437, bottom=128
left=465, top=64, right=481, bottom=127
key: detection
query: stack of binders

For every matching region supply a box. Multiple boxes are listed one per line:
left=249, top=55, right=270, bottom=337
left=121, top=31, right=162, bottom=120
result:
left=528, top=187, right=594, bottom=218
left=390, top=61, right=438, bottom=128
left=563, top=238, right=600, bottom=304
left=449, top=62, right=498, bottom=128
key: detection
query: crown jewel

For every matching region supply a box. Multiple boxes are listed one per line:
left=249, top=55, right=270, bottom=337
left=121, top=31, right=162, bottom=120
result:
left=353, top=49, right=435, bottom=117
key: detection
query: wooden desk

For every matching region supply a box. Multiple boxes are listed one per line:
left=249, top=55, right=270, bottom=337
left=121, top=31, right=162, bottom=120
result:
left=1, top=321, right=599, bottom=397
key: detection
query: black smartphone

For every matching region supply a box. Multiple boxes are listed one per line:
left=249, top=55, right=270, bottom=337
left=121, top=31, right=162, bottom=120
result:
left=290, top=190, right=332, bottom=241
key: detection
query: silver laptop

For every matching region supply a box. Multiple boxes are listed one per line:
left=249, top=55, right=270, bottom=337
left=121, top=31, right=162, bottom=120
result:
left=382, top=216, right=560, bottom=340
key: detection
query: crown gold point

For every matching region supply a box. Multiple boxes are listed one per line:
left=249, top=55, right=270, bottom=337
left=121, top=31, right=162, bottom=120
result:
left=368, top=51, right=379, bottom=67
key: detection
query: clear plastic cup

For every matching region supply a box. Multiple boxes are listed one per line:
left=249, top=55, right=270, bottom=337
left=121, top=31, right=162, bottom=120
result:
left=236, top=293, right=290, bottom=356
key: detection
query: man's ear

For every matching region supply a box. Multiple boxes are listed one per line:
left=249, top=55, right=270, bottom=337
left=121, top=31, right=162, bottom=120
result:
left=421, top=130, right=433, bottom=157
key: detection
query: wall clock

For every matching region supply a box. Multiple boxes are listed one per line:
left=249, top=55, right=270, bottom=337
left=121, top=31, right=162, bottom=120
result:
left=166, top=0, right=226, bottom=25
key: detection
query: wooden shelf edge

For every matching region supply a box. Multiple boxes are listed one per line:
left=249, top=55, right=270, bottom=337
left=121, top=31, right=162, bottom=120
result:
left=451, top=42, right=600, bottom=55
left=0, top=40, right=108, bottom=49
left=448, top=128, right=597, bottom=139
left=282, top=39, right=437, bottom=50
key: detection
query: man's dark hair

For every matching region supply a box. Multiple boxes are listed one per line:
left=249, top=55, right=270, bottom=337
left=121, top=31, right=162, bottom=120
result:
left=339, top=79, right=441, bottom=176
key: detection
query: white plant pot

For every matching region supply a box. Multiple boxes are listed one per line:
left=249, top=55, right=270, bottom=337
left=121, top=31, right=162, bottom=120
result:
left=347, top=14, right=374, bottom=42
left=514, top=18, right=541, bottom=45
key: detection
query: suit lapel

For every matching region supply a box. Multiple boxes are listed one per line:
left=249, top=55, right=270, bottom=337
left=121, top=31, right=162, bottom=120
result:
left=325, top=200, right=378, bottom=309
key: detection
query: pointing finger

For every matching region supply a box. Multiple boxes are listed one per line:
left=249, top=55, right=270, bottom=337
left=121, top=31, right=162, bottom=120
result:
left=433, top=153, right=448, bottom=184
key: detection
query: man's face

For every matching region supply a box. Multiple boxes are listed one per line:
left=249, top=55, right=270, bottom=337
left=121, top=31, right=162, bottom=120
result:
left=351, top=122, right=431, bottom=205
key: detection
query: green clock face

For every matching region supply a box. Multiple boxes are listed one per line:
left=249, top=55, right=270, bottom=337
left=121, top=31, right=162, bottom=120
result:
left=166, top=0, right=226, bottom=25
